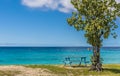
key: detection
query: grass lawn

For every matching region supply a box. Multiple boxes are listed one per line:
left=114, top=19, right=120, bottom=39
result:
left=25, top=64, right=120, bottom=76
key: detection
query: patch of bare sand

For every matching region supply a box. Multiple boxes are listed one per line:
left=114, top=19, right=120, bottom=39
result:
left=0, top=65, right=57, bottom=76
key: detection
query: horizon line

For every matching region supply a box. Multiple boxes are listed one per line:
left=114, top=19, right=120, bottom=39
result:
left=0, top=46, right=119, bottom=48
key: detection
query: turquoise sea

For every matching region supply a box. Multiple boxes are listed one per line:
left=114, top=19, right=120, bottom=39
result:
left=0, top=47, right=120, bottom=65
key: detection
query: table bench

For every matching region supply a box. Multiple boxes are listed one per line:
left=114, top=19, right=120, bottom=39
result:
left=63, top=56, right=89, bottom=66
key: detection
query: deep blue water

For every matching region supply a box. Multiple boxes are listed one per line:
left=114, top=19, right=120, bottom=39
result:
left=0, top=47, right=120, bottom=65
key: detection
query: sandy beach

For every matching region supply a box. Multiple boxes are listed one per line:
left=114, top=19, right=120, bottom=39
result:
left=0, top=65, right=120, bottom=76
left=0, top=65, right=56, bottom=76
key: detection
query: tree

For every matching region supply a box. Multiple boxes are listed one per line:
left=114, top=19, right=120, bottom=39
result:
left=67, top=0, right=120, bottom=71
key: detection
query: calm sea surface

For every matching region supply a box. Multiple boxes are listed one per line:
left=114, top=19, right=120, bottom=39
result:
left=0, top=47, right=120, bottom=65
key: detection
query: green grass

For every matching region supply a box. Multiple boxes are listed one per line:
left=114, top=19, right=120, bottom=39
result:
left=25, top=64, right=120, bottom=76
left=0, top=70, right=21, bottom=76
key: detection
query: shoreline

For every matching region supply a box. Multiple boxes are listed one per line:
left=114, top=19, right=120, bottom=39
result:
left=0, top=63, right=120, bottom=65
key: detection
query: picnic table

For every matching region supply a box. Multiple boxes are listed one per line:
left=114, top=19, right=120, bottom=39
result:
left=63, top=56, right=89, bottom=66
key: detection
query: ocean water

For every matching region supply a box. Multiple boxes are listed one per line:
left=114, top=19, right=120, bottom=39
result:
left=0, top=47, right=120, bottom=65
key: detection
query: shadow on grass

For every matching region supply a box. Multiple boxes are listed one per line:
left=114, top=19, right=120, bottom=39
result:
left=104, top=68, right=120, bottom=74
left=70, top=65, right=120, bottom=74
left=72, top=65, right=89, bottom=68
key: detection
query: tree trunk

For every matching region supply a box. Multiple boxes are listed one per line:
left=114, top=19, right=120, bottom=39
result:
left=90, top=46, right=103, bottom=71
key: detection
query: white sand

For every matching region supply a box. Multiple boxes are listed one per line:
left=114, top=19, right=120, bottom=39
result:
left=0, top=65, right=57, bottom=76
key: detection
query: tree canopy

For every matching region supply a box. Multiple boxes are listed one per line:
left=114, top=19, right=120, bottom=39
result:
left=67, top=0, right=120, bottom=47
left=67, top=0, right=120, bottom=71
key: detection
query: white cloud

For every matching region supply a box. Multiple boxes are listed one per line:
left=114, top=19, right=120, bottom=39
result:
left=22, top=0, right=75, bottom=13
left=22, top=0, right=120, bottom=13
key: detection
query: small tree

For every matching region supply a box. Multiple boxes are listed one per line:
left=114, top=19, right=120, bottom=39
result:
left=67, top=0, right=120, bottom=71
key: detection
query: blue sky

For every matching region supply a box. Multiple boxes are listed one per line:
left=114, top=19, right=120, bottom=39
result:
left=0, top=0, right=120, bottom=47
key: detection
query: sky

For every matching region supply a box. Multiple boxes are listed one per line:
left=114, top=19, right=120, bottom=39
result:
left=0, top=0, right=120, bottom=47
